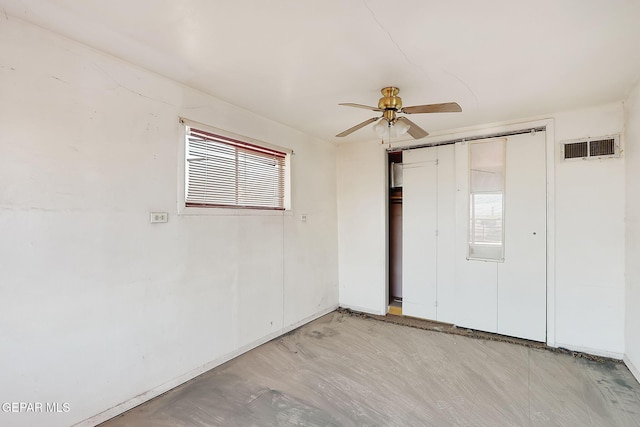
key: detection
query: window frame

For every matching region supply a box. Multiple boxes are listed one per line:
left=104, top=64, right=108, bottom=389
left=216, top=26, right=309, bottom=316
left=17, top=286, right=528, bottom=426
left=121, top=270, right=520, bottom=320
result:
left=177, top=118, right=292, bottom=215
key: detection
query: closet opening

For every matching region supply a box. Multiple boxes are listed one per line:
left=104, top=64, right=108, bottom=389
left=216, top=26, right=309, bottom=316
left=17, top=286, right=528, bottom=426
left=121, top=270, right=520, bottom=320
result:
left=388, top=151, right=403, bottom=315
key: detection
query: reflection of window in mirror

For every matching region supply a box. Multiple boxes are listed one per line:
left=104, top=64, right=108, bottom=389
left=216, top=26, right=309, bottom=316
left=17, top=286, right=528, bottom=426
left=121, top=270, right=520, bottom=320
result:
left=469, top=139, right=505, bottom=261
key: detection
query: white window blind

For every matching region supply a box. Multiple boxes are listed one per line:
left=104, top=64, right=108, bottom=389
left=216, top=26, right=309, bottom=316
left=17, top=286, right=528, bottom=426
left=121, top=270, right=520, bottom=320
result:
left=185, top=126, right=286, bottom=210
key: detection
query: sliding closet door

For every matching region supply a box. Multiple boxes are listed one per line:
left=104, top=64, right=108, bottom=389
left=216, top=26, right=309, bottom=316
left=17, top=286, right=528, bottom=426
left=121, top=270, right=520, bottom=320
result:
left=454, top=141, right=499, bottom=333
left=497, top=131, right=546, bottom=341
left=401, top=134, right=546, bottom=341
left=402, top=145, right=456, bottom=321
left=435, top=145, right=456, bottom=324
left=402, top=147, right=438, bottom=320
left=454, top=134, right=546, bottom=340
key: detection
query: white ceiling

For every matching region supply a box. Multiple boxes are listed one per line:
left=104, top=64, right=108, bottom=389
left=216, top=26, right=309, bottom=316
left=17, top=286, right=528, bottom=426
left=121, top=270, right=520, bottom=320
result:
left=2, top=0, right=640, bottom=143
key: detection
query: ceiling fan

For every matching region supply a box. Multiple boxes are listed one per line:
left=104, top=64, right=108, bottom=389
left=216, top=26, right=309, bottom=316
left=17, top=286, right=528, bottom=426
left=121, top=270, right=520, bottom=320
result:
left=336, top=86, right=462, bottom=140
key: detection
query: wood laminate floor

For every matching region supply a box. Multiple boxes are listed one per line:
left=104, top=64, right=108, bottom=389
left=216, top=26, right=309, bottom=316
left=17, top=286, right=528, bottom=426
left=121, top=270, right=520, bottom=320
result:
left=101, top=311, right=640, bottom=426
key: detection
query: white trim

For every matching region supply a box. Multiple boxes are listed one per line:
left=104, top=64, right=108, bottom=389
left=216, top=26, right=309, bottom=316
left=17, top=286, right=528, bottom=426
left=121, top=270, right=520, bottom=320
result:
left=544, top=119, right=557, bottom=347
left=179, top=117, right=293, bottom=155
left=178, top=206, right=295, bottom=217
left=74, top=305, right=338, bottom=427
left=389, top=117, right=553, bottom=150
left=382, top=154, right=390, bottom=315
left=382, top=146, right=391, bottom=316
left=623, top=355, right=640, bottom=384
left=554, top=342, right=623, bottom=360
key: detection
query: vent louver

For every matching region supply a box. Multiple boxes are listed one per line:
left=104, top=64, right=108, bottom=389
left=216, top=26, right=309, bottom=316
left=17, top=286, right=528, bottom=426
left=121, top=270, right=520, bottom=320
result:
left=589, top=138, right=616, bottom=157
left=564, top=142, right=588, bottom=159
left=562, top=135, right=619, bottom=160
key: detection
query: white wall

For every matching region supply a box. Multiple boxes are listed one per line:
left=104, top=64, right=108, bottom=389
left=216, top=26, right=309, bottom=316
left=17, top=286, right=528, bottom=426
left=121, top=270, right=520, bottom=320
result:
left=337, top=140, right=388, bottom=314
left=625, top=80, right=640, bottom=380
left=0, top=17, right=338, bottom=427
left=337, top=103, right=626, bottom=357
left=555, top=103, right=625, bottom=357
left=554, top=102, right=626, bottom=357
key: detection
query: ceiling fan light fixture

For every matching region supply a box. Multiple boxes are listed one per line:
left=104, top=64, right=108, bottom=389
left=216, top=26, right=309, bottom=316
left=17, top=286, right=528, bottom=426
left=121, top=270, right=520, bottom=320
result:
left=373, top=118, right=389, bottom=138
left=373, top=118, right=410, bottom=141
left=394, top=119, right=410, bottom=136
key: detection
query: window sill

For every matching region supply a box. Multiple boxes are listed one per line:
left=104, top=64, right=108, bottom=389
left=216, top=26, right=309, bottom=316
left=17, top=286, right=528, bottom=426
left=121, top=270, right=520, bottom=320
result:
left=178, top=205, right=293, bottom=217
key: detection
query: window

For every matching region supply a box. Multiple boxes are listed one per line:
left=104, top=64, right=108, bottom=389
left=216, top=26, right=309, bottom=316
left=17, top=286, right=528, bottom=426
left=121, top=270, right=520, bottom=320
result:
left=184, top=124, right=288, bottom=210
left=469, top=139, right=505, bottom=261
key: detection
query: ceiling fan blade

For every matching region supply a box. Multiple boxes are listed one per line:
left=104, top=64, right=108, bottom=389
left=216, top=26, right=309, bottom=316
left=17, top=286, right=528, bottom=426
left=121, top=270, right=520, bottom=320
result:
left=339, top=103, right=383, bottom=112
left=402, top=102, right=462, bottom=114
left=397, top=117, right=429, bottom=139
left=336, top=117, right=379, bottom=137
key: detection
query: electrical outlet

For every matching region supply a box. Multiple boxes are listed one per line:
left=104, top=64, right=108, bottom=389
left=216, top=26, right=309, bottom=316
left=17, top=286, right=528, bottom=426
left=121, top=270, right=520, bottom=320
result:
left=300, top=214, right=307, bottom=222
left=150, top=212, right=168, bottom=223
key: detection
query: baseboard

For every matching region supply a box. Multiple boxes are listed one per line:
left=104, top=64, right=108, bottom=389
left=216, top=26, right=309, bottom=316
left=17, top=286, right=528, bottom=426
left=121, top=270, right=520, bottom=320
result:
left=74, top=304, right=338, bottom=427
left=623, top=355, right=640, bottom=384
left=554, top=342, right=623, bottom=360
left=339, top=303, right=386, bottom=316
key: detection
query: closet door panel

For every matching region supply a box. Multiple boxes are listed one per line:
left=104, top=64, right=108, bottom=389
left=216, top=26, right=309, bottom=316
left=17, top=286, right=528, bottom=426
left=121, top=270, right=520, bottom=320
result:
left=402, top=147, right=438, bottom=320
left=497, top=132, right=547, bottom=341
left=453, top=143, right=498, bottom=333
left=435, top=144, right=457, bottom=324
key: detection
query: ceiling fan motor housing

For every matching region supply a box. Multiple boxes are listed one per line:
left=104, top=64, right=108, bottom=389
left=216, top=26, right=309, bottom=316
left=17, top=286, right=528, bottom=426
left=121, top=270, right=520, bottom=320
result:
left=379, top=87, right=402, bottom=123
left=378, top=86, right=402, bottom=111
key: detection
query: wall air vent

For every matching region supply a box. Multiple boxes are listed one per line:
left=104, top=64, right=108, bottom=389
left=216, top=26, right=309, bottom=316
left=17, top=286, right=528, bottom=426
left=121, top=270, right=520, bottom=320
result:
left=562, top=135, right=619, bottom=160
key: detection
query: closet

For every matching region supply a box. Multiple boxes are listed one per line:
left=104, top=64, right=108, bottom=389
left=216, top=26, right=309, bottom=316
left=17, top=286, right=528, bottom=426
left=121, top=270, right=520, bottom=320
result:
left=394, top=130, right=546, bottom=342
